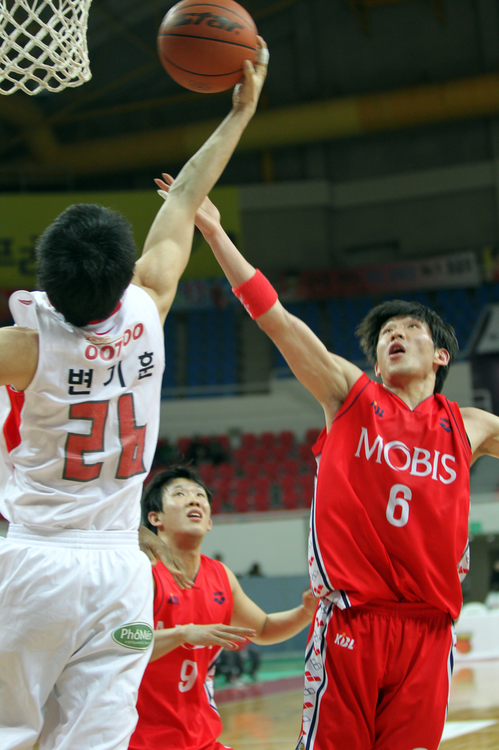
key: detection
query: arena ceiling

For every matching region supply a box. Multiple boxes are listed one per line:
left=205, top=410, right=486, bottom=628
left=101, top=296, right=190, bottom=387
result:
left=1, top=0, right=499, bottom=191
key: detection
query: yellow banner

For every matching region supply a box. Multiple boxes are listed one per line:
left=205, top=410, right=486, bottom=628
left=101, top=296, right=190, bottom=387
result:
left=0, top=186, right=241, bottom=290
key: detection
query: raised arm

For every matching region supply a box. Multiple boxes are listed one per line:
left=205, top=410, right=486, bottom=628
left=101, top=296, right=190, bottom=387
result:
left=225, top=566, right=316, bottom=645
left=132, top=42, right=268, bottom=325
left=155, top=184, right=362, bottom=423
left=461, top=407, right=499, bottom=463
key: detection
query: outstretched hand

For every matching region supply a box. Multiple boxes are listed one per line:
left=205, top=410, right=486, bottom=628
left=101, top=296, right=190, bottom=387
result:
left=155, top=173, right=221, bottom=242
left=181, top=622, right=257, bottom=649
left=138, top=525, right=194, bottom=589
left=232, top=36, right=269, bottom=115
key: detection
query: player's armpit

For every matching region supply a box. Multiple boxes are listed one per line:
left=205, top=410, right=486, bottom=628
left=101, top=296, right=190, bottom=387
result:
left=0, top=327, right=38, bottom=391
left=461, top=407, right=499, bottom=459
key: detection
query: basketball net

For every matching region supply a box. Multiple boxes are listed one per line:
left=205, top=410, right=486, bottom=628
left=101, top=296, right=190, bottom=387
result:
left=0, top=0, right=93, bottom=95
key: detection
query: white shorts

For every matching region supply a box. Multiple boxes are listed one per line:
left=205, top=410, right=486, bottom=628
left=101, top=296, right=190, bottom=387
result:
left=0, top=525, right=154, bottom=750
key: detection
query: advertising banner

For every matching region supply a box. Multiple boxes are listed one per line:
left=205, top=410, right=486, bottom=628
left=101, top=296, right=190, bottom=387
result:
left=284, top=250, right=481, bottom=300
left=0, top=186, right=241, bottom=291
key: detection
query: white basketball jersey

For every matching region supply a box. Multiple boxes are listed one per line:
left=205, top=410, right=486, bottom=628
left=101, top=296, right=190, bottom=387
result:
left=2, top=284, right=164, bottom=531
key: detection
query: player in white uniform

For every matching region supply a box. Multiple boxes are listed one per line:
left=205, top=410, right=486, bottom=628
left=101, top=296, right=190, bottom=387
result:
left=0, top=43, right=268, bottom=750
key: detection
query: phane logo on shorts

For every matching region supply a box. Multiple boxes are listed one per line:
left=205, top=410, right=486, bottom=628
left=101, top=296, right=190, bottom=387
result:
left=111, top=622, right=153, bottom=650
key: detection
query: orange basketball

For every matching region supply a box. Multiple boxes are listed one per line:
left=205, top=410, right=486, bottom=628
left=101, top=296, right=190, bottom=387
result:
left=157, top=0, right=258, bottom=93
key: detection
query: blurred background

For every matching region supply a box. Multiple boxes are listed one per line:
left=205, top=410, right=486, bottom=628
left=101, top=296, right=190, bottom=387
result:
left=3, top=0, right=499, bottom=659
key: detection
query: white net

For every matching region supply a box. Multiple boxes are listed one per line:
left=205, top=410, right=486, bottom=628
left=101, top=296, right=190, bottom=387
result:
left=0, top=0, right=93, bottom=95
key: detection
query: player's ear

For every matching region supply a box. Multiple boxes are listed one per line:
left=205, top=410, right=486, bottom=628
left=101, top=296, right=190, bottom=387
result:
left=148, top=511, right=163, bottom=529
left=207, top=517, right=212, bottom=532
left=374, top=361, right=381, bottom=378
left=434, top=347, right=450, bottom=366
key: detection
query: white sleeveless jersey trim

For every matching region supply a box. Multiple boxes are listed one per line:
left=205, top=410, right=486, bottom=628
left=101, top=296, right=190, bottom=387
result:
left=4, top=285, right=164, bottom=531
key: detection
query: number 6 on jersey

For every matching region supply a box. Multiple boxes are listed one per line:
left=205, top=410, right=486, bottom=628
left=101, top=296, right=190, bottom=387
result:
left=386, top=483, right=412, bottom=528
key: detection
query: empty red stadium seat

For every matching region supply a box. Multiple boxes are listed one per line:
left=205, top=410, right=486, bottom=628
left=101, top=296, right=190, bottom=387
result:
left=305, top=428, right=321, bottom=445
left=252, top=477, right=271, bottom=512
left=211, top=479, right=230, bottom=503
left=271, top=444, right=288, bottom=462
left=278, top=430, right=295, bottom=448
left=253, top=446, right=269, bottom=463
left=282, top=489, right=300, bottom=510
left=241, top=432, right=257, bottom=450
left=260, top=431, right=276, bottom=448
left=259, top=460, right=279, bottom=481
left=279, top=475, right=297, bottom=494
left=198, top=464, right=215, bottom=484
left=297, top=473, right=315, bottom=507
left=210, top=496, right=222, bottom=514
left=231, top=478, right=251, bottom=513
left=233, top=447, right=249, bottom=467
left=217, top=462, right=235, bottom=482
left=176, top=436, right=191, bottom=455
left=282, top=458, right=299, bottom=476
left=215, top=434, right=231, bottom=452
left=233, top=494, right=250, bottom=513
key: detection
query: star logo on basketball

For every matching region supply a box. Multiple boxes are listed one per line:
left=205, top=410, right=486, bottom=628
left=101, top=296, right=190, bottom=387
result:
left=174, top=11, right=245, bottom=35
left=157, top=0, right=259, bottom=95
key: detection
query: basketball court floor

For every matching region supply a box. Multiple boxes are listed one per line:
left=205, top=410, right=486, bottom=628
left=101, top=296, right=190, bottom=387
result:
left=216, top=657, right=499, bottom=749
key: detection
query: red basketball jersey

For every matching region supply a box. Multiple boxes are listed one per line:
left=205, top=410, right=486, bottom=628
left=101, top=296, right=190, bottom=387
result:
left=129, top=556, right=233, bottom=750
left=309, top=373, right=470, bottom=620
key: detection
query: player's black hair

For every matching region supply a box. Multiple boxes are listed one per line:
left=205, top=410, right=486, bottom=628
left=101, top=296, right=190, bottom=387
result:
left=142, top=465, right=213, bottom=534
left=356, top=299, right=459, bottom=394
left=36, top=203, right=137, bottom=327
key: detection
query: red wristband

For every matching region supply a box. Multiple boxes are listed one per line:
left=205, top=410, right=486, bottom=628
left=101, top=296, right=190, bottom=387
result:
left=232, top=270, right=278, bottom=319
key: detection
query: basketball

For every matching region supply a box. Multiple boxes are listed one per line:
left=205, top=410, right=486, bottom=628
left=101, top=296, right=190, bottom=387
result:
left=157, top=0, right=258, bottom=93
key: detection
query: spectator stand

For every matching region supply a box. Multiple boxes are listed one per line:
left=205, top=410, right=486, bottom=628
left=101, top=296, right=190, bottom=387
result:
left=147, top=429, right=320, bottom=516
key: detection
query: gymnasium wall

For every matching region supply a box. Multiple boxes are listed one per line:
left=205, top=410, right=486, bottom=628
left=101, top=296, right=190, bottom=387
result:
left=238, top=160, right=499, bottom=278
left=201, top=511, right=309, bottom=578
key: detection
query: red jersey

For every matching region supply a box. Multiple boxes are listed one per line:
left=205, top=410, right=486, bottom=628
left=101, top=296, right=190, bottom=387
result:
left=130, top=556, right=233, bottom=750
left=309, top=373, right=470, bottom=620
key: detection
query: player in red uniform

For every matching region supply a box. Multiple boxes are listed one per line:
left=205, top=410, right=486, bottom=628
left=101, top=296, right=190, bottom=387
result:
left=129, top=465, right=316, bottom=750
left=154, top=181, right=499, bottom=750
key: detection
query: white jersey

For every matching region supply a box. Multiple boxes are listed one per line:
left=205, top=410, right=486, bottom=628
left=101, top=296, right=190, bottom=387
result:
left=2, top=284, right=164, bottom=531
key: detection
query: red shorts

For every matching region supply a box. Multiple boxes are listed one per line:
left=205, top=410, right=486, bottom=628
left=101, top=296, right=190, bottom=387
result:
left=297, top=599, right=454, bottom=750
